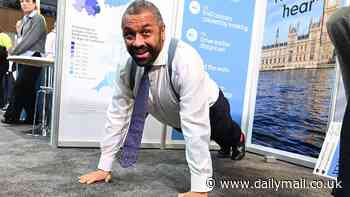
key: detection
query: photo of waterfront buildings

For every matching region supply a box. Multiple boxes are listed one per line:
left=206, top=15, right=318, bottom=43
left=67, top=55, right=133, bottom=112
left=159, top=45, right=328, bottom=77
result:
left=260, top=0, right=339, bottom=71
left=252, top=0, right=346, bottom=158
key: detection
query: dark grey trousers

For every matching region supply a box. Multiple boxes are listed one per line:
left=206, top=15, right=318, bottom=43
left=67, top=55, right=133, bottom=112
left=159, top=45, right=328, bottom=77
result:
left=327, top=6, right=350, bottom=196
left=175, top=90, right=242, bottom=149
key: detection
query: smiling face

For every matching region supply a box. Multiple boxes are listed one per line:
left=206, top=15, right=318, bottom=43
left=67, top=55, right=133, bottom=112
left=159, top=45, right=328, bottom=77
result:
left=20, top=0, right=36, bottom=15
left=122, top=9, right=165, bottom=67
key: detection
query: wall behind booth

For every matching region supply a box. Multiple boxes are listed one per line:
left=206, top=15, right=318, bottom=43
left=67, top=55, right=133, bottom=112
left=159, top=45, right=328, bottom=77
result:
left=0, top=7, right=55, bottom=33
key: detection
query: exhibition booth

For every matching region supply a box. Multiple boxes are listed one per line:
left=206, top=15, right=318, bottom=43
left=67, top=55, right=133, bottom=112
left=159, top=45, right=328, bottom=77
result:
left=43, top=0, right=348, bottom=179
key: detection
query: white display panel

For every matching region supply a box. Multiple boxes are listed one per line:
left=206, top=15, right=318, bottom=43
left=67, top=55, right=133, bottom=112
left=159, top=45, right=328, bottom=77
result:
left=55, top=0, right=178, bottom=147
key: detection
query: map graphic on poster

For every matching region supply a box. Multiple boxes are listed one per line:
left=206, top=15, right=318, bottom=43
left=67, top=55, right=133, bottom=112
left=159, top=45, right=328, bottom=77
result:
left=70, top=0, right=133, bottom=93
left=94, top=70, right=116, bottom=92
left=58, top=0, right=132, bottom=143
left=73, top=0, right=101, bottom=16
left=68, top=0, right=131, bottom=96
left=105, top=0, right=130, bottom=7
left=73, top=0, right=130, bottom=15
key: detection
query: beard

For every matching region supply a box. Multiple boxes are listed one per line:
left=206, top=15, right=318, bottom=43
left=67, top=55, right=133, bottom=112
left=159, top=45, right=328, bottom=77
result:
left=127, top=36, right=163, bottom=67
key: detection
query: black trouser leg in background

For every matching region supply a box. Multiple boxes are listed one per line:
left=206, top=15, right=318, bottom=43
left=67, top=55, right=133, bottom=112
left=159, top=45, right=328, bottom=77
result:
left=0, top=46, right=9, bottom=108
left=337, top=104, right=350, bottom=196
left=0, top=72, right=7, bottom=107
left=4, top=65, right=41, bottom=121
left=209, top=90, right=241, bottom=149
left=327, top=6, right=350, bottom=196
left=175, top=90, right=242, bottom=149
left=4, top=52, right=42, bottom=122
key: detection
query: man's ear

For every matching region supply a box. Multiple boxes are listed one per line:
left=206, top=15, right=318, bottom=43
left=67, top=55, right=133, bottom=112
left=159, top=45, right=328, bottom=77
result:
left=161, top=24, right=165, bottom=42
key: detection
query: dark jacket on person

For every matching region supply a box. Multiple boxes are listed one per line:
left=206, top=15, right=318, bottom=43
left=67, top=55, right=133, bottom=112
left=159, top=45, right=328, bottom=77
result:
left=0, top=46, right=9, bottom=73
left=11, top=11, right=47, bottom=55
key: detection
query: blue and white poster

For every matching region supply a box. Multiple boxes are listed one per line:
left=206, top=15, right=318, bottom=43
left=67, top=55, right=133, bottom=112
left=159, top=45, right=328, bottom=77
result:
left=171, top=0, right=256, bottom=140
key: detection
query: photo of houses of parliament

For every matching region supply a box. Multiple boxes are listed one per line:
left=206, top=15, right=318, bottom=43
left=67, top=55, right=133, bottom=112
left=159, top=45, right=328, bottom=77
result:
left=260, top=0, right=341, bottom=71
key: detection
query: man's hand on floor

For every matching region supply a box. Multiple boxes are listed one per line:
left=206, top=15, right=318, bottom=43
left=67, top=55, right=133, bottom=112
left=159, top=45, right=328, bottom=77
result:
left=178, top=192, right=208, bottom=197
left=78, top=169, right=112, bottom=184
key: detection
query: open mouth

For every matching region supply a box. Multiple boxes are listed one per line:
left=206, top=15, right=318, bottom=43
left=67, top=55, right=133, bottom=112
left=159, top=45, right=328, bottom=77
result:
left=133, top=48, right=151, bottom=62
left=135, top=51, right=150, bottom=60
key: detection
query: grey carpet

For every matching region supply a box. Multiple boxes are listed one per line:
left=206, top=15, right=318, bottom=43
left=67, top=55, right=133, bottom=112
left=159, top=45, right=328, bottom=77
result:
left=0, top=123, right=333, bottom=197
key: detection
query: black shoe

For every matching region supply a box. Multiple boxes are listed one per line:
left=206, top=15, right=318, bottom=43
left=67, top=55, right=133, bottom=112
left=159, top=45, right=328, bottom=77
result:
left=1, top=104, right=9, bottom=111
left=217, top=147, right=231, bottom=158
left=1, top=117, right=20, bottom=124
left=21, top=119, right=34, bottom=125
left=231, top=132, right=246, bottom=160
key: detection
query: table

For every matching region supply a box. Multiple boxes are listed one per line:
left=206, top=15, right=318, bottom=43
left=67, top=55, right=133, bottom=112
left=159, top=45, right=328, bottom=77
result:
left=7, top=56, right=54, bottom=67
left=7, top=55, right=54, bottom=136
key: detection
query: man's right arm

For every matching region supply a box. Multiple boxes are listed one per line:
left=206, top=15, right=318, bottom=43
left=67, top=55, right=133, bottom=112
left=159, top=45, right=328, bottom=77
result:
left=98, top=73, right=134, bottom=171
left=79, top=64, right=134, bottom=184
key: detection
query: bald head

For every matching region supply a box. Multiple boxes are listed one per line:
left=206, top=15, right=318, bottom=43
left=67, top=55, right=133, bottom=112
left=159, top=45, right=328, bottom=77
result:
left=122, top=0, right=164, bottom=27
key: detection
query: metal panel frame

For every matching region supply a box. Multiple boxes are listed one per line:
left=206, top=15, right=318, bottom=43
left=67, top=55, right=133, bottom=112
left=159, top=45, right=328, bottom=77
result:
left=50, top=0, right=66, bottom=147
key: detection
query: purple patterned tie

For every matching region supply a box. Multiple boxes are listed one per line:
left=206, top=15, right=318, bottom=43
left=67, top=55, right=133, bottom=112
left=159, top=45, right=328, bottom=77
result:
left=119, top=69, right=150, bottom=168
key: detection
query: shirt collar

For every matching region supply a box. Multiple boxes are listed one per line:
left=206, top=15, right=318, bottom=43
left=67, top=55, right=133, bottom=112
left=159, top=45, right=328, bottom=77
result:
left=150, top=39, right=169, bottom=67
left=25, top=10, right=37, bottom=19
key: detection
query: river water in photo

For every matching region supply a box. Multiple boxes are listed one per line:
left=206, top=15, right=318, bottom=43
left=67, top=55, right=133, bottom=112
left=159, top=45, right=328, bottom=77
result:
left=252, top=68, right=336, bottom=158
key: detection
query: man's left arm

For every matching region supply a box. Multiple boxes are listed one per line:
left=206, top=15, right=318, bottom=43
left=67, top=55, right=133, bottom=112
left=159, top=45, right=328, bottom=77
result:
left=177, top=47, right=213, bottom=193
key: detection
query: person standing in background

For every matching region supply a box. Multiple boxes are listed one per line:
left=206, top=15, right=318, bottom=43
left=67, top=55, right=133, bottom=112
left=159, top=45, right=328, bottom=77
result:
left=2, top=0, right=47, bottom=124
left=0, top=32, right=12, bottom=108
left=45, top=22, right=56, bottom=58
left=12, top=20, right=23, bottom=73
left=0, top=32, right=12, bottom=51
left=327, top=6, right=350, bottom=197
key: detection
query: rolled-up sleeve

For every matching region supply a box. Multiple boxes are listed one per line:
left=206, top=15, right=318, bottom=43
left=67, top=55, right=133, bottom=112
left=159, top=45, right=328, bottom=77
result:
left=98, top=66, right=134, bottom=171
left=177, top=46, right=213, bottom=192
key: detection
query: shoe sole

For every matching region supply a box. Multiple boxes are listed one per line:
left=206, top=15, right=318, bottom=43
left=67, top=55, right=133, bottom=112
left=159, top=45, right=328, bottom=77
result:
left=231, top=133, right=246, bottom=160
